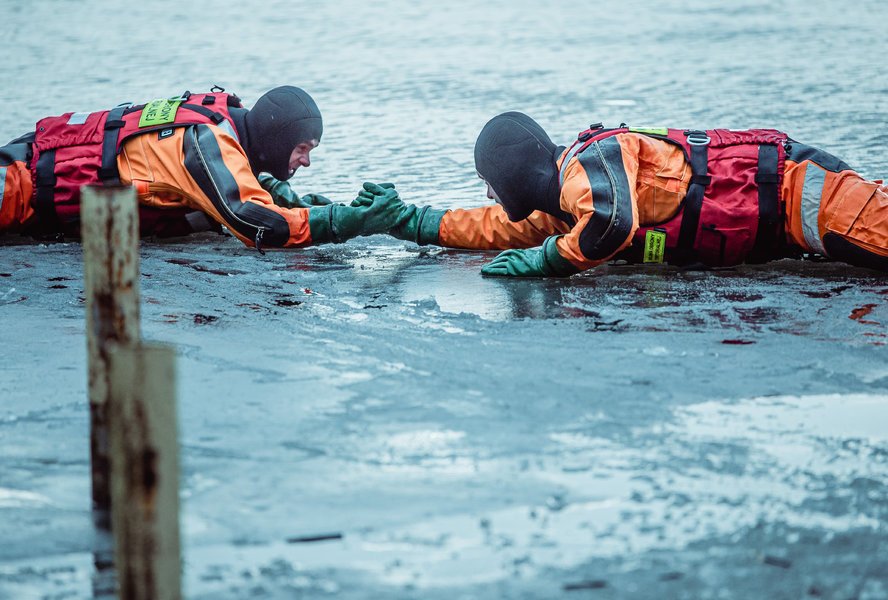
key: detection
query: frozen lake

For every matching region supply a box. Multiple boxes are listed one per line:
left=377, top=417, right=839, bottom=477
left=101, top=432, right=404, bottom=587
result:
left=1, top=0, right=887, bottom=598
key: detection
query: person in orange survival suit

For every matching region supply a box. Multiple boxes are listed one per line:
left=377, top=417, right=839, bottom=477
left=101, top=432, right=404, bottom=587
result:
left=379, top=112, right=888, bottom=276
left=0, top=86, right=403, bottom=251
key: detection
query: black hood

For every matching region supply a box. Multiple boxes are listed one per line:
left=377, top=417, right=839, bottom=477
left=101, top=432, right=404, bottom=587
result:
left=473, top=112, right=565, bottom=222
left=238, top=86, right=323, bottom=180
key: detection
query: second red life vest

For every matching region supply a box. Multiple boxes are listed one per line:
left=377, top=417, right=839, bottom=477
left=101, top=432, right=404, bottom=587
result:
left=560, top=126, right=788, bottom=266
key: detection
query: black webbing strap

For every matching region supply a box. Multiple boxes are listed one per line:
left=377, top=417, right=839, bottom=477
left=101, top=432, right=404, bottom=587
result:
left=676, top=138, right=710, bottom=259
left=180, top=103, right=225, bottom=124
left=749, top=144, right=781, bottom=262
left=98, top=105, right=129, bottom=185
left=34, top=149, right=60, bottom=232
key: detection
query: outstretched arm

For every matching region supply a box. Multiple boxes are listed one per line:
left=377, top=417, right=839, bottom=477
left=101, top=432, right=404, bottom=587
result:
left=388, top=202, right=571, bottom=249
left=439, top=205, right=572, bottom=249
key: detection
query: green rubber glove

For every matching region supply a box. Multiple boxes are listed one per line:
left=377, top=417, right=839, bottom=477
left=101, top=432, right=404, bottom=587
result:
left=258, top=173, right=333, bottom=209
left=388, top=204, right=447, bottom=245
left=353, top=185, right=445, bottom=245
left=352, top=182, right=396, bottom=206
left=300, top=193, right=333, bottom=207
left=481, top=236, right=581, bottom=278
left=308, top=182, right=409, bottom=243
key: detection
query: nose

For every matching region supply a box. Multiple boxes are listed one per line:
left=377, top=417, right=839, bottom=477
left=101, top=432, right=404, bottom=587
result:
left=486, top=185, right=494, bottom=200
left=301, top=154, right=311, bottom=168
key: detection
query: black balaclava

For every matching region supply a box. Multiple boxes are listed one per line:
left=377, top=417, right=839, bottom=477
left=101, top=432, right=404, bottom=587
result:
left=473, top=112, right=565, bottom=222
left=236, top=86, right=323, bottom=181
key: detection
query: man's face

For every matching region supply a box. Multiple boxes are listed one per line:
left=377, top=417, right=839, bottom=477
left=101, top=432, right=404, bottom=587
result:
left=480, top=177, right=501, bottom=204
left=287, top=139, right=319, bottom=178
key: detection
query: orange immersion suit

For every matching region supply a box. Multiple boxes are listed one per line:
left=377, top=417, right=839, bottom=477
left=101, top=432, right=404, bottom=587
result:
left=439, top=128, right=888, bottom=273
left=0, top=93, right=315, bottom=249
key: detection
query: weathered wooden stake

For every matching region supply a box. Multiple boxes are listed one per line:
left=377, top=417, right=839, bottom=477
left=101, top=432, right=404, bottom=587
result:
left=82, top=185, right=141, bottom=515
left=108, top=342, right=182, bottom=600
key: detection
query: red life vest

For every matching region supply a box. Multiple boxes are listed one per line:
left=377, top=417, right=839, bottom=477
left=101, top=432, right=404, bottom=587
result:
left=29, top=90, right=243, bottom=235
left=559, top=126, right=788, bottom=266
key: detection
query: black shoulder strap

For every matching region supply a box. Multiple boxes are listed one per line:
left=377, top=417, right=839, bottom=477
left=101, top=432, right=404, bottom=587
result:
left=180, top=103, right=225, bottom=124
left=748, top=144, right=781, bottom=262
left=98, top=104, right=129, bottom=185
left=34, top=149, right=60, bottom=232
left=675, top=133, right=710, bottom=261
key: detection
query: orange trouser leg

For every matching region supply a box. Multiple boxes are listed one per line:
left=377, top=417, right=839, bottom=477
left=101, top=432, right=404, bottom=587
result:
left=820, top=180, right=888, bottom=270
left=784, top=143, right=888, bottom=270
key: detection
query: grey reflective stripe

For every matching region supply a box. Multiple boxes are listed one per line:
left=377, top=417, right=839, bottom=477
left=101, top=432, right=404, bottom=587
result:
left=801, top=163, right=827, bottom=255
left=67, top=112, right=89, bottom=125
left=558, top=143, right=584, bottom=186
left=218, top=119, right=238, bottom=142
left=0, top=167, right=6, bottom=212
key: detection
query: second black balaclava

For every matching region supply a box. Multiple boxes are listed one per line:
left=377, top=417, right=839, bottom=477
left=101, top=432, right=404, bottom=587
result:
left=473, top=112, right=565, bottom=222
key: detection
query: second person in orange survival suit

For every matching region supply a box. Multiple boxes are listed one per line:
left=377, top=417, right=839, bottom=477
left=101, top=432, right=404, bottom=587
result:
left=0, top=86, right=402, bottom=251
left=383, top=112, right=888, bottom=276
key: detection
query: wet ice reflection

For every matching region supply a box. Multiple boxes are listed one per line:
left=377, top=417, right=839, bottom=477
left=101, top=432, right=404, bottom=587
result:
left=0, top=487, right=51, bottom=508
left=364, top=429, right=473, bottom=473
left=396, top=255, right=516, bottom=320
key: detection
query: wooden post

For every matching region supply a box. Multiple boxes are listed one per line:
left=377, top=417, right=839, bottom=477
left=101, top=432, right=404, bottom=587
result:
left=82, top=185, right=141, bottom=516
left=108, top=342, right=181, bottom=600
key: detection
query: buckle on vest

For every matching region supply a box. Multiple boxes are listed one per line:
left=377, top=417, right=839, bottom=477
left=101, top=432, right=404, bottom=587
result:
left=685, top=130, right=711, bottom=146
left=578, top=123, right=605, bottom=142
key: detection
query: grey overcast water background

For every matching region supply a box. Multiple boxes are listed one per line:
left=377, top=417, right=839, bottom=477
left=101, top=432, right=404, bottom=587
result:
left=1, top=0, right=887, bottom=598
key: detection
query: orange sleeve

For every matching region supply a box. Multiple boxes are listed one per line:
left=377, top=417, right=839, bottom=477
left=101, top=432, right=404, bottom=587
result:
left=439, top=204, right=571, bottom=250
left=554, top=134, right=641, bottom=271
left=0, top=159, right=35, bottom=231
left=119, top=125, right=311, bottom=248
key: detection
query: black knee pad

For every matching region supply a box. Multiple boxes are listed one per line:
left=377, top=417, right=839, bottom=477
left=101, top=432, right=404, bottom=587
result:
left=823, top=232, right=888, bottom=272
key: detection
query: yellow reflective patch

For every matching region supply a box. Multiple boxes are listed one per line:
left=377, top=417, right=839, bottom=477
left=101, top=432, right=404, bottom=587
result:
left=138, top=98, right=182, bottom=128
left=629, top=127, right=668, bottom=136
left=643, top=229, right=666, bottom=263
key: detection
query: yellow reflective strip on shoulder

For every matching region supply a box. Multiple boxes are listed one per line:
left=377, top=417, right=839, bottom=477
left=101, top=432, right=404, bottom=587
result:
left=628, top=127, right=668, bottom=136
left=643, top=229, right=666, bottom=263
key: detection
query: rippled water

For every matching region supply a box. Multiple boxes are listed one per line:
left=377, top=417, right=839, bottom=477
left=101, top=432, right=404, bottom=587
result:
left=2, top=0, right=886, bottom=208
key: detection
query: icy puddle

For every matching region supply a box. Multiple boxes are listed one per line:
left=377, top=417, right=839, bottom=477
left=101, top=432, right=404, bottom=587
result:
left=677, top=393, right=888, bottom=442
left=7, top=393, right=884, bottom=598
